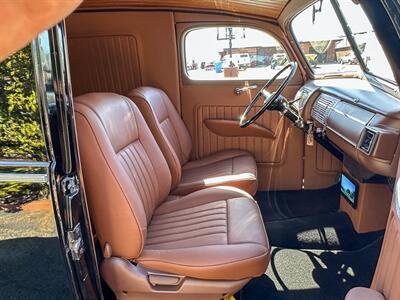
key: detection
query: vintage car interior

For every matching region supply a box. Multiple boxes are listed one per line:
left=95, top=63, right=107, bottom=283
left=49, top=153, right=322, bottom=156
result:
left=1, top=0, right=400, bottom=299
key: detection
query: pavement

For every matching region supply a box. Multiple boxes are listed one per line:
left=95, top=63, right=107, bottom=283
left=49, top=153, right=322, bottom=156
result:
left=0, top=199, right=73, bottom=300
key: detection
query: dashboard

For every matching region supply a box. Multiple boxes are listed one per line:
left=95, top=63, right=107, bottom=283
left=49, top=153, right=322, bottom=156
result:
left=293, top=78, right=400, bottom=177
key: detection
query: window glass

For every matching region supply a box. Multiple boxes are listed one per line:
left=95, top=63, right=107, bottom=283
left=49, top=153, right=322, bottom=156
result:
left=184, top=27, right=289, bottom=80
left=336, top=1, right=395, bottom=82
left=0, top=44, right=48, bottom=210
left=291, top=0, right=362, bottom=76
left=291, top=0, right=395, bottom=83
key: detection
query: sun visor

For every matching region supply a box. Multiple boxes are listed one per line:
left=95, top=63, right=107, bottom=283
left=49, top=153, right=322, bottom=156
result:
left=0, top=0, right=82, bottom=62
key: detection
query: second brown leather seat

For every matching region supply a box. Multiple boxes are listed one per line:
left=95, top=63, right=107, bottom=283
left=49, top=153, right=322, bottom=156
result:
left=128, top=87, right=258, bottom=195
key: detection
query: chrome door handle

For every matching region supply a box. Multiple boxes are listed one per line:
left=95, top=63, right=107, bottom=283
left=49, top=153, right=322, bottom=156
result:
left=234, top=84, right=258, bottom=95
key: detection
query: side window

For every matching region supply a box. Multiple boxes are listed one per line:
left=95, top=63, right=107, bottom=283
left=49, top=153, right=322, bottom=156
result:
left=184, top=26, right=288, bottom=80
left=0, top=46, right=72, bottom=299
left=0, top=45, right=48, bottom=204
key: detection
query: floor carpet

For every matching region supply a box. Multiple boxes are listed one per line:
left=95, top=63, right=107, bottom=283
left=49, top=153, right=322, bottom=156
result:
left=240, top=187, right=384, bottom=300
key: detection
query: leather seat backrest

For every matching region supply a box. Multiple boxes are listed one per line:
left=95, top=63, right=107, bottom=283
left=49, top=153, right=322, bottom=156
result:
left=74, top=93, right=172, bottom=259
left=128, top=87, right=192, bottom=189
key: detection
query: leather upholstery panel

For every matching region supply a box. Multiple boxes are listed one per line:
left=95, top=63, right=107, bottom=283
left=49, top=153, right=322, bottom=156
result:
left=68, top=35, right=142, bottom=96
left=129, top=87, right=192, bottom=164
left=303, top=141, right=342, bottom=190
left=137, top=187, right=269, bottom=280
left=316, top=142, right=342, bottom=172
left=117, top=141, right=161, bottom=221
left=204, top=119, right=275, bottom=139
left=195, top=105, right=285, bottom=163
left=371, top=204, right=400, bottom=299
left=146, top=200, right=229, bottom=249
left=174, top=150, right=258, bottom=195
left=74, top=93, right=172, bottom=259
left=66, top=11, right=181, bottom=113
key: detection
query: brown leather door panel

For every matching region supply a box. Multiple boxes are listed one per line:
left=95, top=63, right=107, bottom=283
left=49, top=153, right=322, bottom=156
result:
left=204, top=119, right=276, bottom=139
left=196, top=105, right=283, bottom=162
left=181, top=83, right=304, bottom=191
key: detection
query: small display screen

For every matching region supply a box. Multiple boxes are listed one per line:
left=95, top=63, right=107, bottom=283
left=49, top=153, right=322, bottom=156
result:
left=340, top=173, right=358, bottom=208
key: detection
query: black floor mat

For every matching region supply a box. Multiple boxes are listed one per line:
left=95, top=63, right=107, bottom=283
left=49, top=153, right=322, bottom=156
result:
left=241, top=238, right=383, bottom=300
left=241, top=187, right=384, bottom=300
left=255, top=185, right=340, bottom=222
left=266, top=211, right=383, bottom=251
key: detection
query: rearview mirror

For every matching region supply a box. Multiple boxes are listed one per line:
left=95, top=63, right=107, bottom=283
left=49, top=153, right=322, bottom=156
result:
left=312, top=0, right=323, bottom=24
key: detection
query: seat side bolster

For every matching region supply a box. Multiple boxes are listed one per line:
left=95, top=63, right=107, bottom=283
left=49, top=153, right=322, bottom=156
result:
left=74, top=105, right=146, bottom=259
left=128, top=92, right=182, bottom=189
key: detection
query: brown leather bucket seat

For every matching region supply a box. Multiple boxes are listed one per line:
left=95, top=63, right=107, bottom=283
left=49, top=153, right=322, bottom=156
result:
left=74, top=93, right=269, bottom=299
left=128, top=87, right=258, bottom=195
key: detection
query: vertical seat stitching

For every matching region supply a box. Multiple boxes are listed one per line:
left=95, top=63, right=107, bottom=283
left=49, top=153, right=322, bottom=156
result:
left=133, top=141, right=160, bottom=199
left=119, top=147, right=150, bottom=217
left=128, top=144, right=154, bottom=206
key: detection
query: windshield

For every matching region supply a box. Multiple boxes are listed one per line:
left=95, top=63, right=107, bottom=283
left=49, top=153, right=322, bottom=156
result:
left=291, top=0, right=395, bottom=83
left=336, top=0, right=395, bottom=82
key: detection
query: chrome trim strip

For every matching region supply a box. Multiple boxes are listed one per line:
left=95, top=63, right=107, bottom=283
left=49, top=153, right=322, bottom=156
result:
left=0, top=161, right=50, bottom=168
left=357, top=128, right=378, bottom=156
left=0, top=173, right=48, bottom=183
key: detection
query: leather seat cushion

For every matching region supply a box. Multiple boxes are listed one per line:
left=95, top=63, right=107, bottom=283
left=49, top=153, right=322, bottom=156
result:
left=172, top=150, right=258, bottom=196
left=137, top=187, right=269, bottom=281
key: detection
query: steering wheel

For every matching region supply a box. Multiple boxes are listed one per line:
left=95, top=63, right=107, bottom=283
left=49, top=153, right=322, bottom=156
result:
left=240, top=62, right=298, bottom=128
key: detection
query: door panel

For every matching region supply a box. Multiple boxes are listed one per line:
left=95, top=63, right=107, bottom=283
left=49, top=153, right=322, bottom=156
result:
left=195, top=105, right=282, bottom=162
left=181, top=82, right=304, bottom=191
left=177, top=19, right=305, bottom=191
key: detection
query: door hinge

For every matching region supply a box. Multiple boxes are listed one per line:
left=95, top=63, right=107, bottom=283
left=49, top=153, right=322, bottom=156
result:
left=61, top=175, right=79, bottom=230
left=68, top=223, right=85, bottom=261
left=61, top=175, right=85, bottom=260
